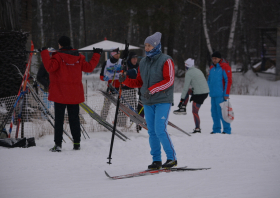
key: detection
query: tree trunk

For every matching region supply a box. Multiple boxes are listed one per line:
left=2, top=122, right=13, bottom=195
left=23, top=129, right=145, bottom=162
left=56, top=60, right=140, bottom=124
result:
left=127, top=9, right=134, bottom=43
left=202, top=0, right=213, bottom=55
left=239, top=0, right=250, bottom=73
left=227, top=0, right=240, bottom=63
left=79, top=0, right=84, bottom=48
left=67, top=0, right=73, bottom=47
left=0, top=0, right=21, bottom=30
left=83, top=0, right=87, bottom=46
left=199, top=16, right=207, bottom=77
left=38, top=0, right=44, bottom=46
left=167, top=0, right=176, bottom=57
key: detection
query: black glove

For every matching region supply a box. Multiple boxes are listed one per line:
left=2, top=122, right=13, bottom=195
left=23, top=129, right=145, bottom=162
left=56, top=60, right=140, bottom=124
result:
left=119, top=73, right=126, bottom=83
left=178, top=98, right=184, bottom=108
left=122, top=40, right=129, bottom=59
left=143, top=90, right=151, bottom=100
left=93, top=48, right=103, bottom=55
left=38, top=47, right=47, bottom=52
left=109, top=87, right=116, bottom=94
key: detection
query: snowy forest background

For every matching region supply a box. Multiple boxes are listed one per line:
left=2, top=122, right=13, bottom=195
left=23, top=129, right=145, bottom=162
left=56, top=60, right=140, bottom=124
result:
left=0, top=0, right=280, bottom=96
left=29, top=0, right=280, bottom=74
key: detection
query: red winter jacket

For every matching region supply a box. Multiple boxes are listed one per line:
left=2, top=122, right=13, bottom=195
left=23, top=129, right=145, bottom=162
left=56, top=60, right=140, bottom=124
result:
left=41, top=49, right=101, bottom=104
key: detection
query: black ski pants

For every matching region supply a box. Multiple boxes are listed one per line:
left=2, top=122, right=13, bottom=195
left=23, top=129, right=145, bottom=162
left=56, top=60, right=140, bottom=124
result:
left=54, top=102, right=81, bottom=145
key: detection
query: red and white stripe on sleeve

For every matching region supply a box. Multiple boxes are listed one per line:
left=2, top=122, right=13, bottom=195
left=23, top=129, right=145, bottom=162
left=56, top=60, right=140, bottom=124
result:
left=149, top=59, right=175, bottom=94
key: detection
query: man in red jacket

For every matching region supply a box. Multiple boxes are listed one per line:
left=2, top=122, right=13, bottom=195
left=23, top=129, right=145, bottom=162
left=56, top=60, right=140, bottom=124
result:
left=40, top=36, right=102, bottom=152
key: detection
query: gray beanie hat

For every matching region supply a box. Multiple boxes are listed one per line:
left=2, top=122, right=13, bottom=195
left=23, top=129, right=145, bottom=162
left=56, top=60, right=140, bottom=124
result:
left=144, top=32, right=162, bottom=47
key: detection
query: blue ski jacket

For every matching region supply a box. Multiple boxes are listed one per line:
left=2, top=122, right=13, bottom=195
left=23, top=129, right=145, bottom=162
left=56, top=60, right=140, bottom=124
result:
left=207, top=62, right=230, bottom=97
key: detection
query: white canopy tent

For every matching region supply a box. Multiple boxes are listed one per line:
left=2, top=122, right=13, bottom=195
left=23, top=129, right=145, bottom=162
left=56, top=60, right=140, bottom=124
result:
left=79, top=40, right=140, bottom=61
left=79, top=40, right=140, bottom=51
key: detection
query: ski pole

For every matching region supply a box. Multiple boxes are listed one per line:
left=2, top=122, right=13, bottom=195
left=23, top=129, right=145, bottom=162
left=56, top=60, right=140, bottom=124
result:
left=79, top=115, right=90, bottom=139
left=24, top=48, right=112, bottom=54
left=107, top=40, right=129, bottom=164
left=80, top=126, right=86, bottom=139
left=107, top=85, right=122, bottom=164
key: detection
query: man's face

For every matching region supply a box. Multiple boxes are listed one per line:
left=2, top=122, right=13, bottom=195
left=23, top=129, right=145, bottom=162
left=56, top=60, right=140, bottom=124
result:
left=212, top=57, right=221, bottom=65
left=58, top=44, right=62, bottom=49
left=130, top=57, right=138, bottom=65
left=145, top=43, right=154, bottom=52
left=113, top=53, right=120, bottom=59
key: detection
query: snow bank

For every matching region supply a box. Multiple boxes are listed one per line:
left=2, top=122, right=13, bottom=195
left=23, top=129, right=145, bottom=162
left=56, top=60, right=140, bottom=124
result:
left=1, top=94, right=280, bottom=198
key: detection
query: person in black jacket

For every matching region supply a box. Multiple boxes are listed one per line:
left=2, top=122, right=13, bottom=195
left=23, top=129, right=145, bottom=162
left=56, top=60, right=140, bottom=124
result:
left=36, top=48, right=54, bottom=111
left=36, top=48, right=55, bottom=91
left=123, top=51, right=144, bottom=132
left=37, top=63, right=49, bottom=91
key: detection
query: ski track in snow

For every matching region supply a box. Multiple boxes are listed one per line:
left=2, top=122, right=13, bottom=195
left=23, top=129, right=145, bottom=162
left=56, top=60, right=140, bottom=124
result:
left=1, top=93, right=280, bottom=198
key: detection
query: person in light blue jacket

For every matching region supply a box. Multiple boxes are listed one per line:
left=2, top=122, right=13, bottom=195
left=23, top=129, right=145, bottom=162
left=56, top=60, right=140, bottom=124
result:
left=208, top=51, right=232, bottom=134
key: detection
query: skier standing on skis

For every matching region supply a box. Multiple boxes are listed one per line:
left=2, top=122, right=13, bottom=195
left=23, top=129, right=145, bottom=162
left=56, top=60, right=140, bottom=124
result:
left=173, top=58, right=209, bottom=133
left=39, top=36, right=103, bottom=152
left=119, top=32, right=177, bottom=169
left=208, top=51, right=232, bottom=134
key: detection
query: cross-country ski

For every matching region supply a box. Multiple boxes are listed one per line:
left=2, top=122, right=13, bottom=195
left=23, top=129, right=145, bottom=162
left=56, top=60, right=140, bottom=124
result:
left=105, top=166, right=211, bottom=180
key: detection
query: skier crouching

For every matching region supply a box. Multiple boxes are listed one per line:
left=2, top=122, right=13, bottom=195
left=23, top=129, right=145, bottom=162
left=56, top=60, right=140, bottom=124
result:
left=119, top=32, right=177, bottom=169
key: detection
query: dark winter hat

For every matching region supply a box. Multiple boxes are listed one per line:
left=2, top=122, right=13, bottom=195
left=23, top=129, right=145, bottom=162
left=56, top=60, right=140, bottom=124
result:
left=128, top=51, right=138, bottom=62
left=144, top=32, right=162, bottom=47
left=212, top=51, right=221, bottom=58
left=58, top=36, right=71, bottom=47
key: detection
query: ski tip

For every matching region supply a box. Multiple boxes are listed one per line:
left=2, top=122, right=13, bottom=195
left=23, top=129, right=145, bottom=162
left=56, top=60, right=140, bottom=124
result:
left=104, top=170, right=111, bottom=178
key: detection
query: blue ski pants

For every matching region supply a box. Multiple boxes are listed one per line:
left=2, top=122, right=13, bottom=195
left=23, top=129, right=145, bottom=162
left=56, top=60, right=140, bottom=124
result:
left=144, top=103, right=177, bottom=162
left=211, top=97, right=231, bottom=134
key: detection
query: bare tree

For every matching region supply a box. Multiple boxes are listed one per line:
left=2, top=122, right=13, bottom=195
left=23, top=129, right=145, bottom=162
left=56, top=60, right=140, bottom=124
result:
left=67, top=0, right=73, bottom=47
left=37, top=0, right=44, bottom=46
left=239, top=0, right=250, bottom=73
left=227, top=0, right=240, bottom=63
left=202, top=0, right=213, bottom=55
left=0, top=0, right=21, bottom=30
left=79, top=0, right=84, bottom=48
left=127, top=9, right=134, bottom=43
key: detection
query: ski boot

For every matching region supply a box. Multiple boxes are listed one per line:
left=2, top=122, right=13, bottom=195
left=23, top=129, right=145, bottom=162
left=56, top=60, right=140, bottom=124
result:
left=173, top=106, right=186, bottom=115
left=148, top=161, right=162, bottom=170
left=49, top=144, right=62, bottom=152
left=162, top=160, right=177, bottom=169
left=192, top=128, right=201, bottom=133
left=222, top=132, right=230, bottom=134
left=73, top=143, right=80, bottom=150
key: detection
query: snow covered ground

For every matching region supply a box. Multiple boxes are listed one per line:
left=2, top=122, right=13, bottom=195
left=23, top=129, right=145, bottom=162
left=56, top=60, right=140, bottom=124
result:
left=1, top=93, right=280, bottom=198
